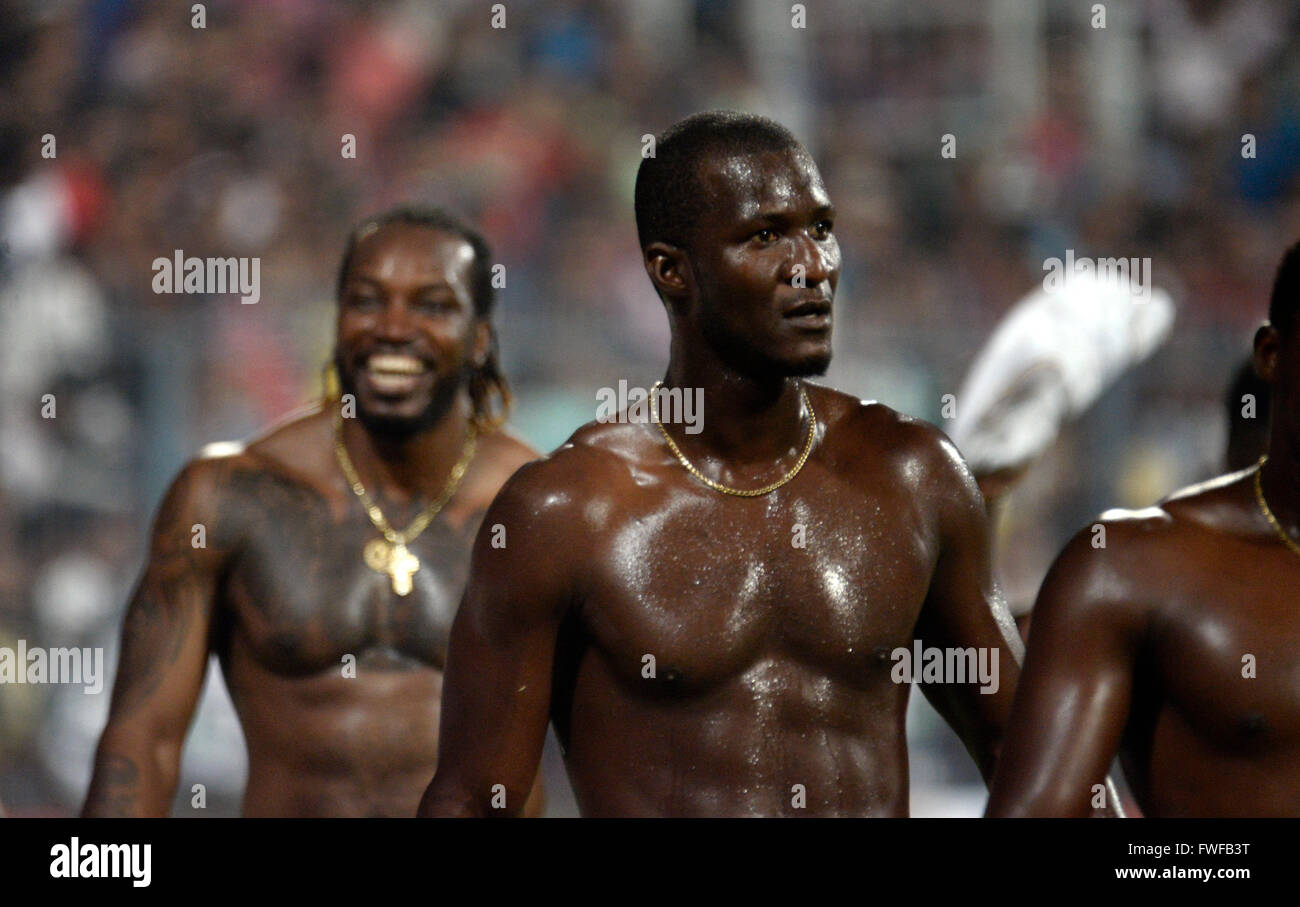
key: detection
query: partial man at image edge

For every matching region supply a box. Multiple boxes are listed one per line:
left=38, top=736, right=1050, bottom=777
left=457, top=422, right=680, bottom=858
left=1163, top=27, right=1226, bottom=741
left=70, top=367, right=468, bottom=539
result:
left=1226, top=356, right=1272, bottom=473
left=987, top=240, right=1300, bottom=818
left=419, top=111, right=1038, bottom=818
left=84, top=206, right=544, bottom=817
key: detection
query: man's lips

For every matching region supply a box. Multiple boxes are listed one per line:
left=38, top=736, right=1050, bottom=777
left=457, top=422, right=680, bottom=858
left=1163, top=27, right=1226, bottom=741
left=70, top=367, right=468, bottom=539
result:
left=783, top=297, right=832, bottom=329
left=358, top=353, right=434, bottom=396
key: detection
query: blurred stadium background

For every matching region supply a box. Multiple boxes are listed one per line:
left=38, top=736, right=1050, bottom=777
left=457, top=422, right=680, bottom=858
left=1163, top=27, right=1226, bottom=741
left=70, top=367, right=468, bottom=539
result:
left=0, top=0, right=1296, bottom=816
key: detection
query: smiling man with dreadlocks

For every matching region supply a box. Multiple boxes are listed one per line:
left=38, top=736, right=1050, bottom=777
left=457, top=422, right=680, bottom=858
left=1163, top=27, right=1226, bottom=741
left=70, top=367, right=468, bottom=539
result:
left=86, top=206, right=544, bottom=816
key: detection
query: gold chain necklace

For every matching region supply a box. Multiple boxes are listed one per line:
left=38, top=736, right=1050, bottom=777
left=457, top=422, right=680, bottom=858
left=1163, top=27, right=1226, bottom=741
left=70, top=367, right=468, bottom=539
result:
left=1255, top=456, right=1300, bottom=559
left=333, top=409, right=477, bottom=595
left=649, top=380, right=817, bottom=497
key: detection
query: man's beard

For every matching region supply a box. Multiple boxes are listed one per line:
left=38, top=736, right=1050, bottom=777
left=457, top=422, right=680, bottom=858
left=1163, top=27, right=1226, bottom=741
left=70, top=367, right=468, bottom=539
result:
left=700, top=315, right=832, bottom=380
left=333, top=350, right=470, bottom=441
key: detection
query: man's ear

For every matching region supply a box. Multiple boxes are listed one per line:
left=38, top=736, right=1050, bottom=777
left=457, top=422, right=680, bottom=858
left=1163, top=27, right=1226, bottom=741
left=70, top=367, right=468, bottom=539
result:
left=1254, top=322, right=1281, bottom=385
left=472, top=319, right=492, bottom=368
left=644, top=242, right=691, bottom=307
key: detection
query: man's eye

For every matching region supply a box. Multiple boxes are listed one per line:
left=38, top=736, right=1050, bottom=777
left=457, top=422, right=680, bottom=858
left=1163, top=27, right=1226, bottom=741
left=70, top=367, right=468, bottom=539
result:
left=754, top=228, right=777, bottom=243
left=813, top=221, right=833, bottom=238
left=416, top=297, right=457, bottom=312
left=349, top=295, right=381, bottom=308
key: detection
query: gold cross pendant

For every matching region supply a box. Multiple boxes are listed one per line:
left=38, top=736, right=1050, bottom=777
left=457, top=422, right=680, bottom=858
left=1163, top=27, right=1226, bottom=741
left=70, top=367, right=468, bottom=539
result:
left=363, top=538, right=421, bottom=596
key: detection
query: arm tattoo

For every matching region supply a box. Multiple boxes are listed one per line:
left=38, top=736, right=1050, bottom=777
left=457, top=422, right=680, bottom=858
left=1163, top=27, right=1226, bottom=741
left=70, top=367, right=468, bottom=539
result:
left=110, top=467, right=219, bottom=718
left=84, top=754, right=142, bottom=817
left=111, top=579, right=195, bottom=718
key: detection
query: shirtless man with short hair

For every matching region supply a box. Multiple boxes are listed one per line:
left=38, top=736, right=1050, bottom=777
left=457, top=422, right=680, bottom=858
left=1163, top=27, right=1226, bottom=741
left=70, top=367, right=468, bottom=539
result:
left=420, top=112, right=1023, bottom=818
left=85, top=207, right=542, bottom=816
left=987, top=241, right=1300, bottom=817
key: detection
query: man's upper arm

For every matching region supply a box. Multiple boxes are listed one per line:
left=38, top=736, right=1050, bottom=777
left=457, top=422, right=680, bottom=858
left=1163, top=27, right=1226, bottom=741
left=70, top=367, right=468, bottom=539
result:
left=985, top=521, right=1149, bottom=816
left=913, top=429, right=1023, bottom=779
left=421, top=458, right=580, bottom=817
left=84, top=455, right=235, bottom=816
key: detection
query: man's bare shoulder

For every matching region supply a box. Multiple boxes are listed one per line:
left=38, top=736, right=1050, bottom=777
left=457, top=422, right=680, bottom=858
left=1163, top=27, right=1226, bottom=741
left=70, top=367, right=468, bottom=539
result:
left=179, top=409, right=319, bottom=491
left=1085, top=467, right=1258, bottom=558
left=1026, top=509, right=1173, bottom=633
left=148, top=433, right=274, bottom=548
left=485, top=418, right=650, bottom=526
left=157, top=405, right=329, bottom=528
left=476, top=427, right=539, bottom=472
left=1157, top=467, right=1260, bottom=532
left=811, top=384, right=975, bottom=493
left=239, top=403, right=333, bottom=477
left=1040, top=473, right=1259, bottom=618
left=434, top=427, right=536, bottom=525
left=813, top=384, right=947, bottom=452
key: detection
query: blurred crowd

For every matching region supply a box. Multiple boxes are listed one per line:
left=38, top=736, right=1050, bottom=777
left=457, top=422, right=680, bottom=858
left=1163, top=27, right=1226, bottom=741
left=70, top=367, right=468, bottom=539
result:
left=1, top=0, right=1297, bottom=815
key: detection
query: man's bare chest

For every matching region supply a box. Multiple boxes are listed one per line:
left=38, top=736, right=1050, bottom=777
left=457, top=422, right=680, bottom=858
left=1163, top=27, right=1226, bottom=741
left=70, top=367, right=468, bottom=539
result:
left=216, top=469, right=483, bottom=674
left=1150, top=557, right=1300, bottom=749
left=577, top=489, right=937, bottom=689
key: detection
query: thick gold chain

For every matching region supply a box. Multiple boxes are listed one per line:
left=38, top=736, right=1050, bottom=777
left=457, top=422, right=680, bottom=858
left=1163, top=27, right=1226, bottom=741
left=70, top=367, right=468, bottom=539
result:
left=649, top=380, right=817, bottom=497
left=332, top=408, right=477, bottom=545
left=1254, top=456, right=1300, bottom=559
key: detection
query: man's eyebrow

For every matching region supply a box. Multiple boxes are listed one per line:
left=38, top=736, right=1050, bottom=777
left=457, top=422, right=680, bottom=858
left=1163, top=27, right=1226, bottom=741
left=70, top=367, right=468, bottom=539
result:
left=344, top=275, right=455, bottom=291
left=738, top=204, right=796, bottom=224
left=738, top=210, right=784, bottom=225
left=738, top=201, right=836, bottom=226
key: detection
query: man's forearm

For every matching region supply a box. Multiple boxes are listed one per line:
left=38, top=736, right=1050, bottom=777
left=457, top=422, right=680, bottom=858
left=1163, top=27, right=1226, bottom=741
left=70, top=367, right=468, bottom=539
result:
left=83, top=735, right=179, bottom=817
left=418, top=779, right=489, bottom=818
left=987, top=770, right=1126, bottom=817
left=417, top=792, right=478, bottom=818
left=418, top=770, right=537, bottom=818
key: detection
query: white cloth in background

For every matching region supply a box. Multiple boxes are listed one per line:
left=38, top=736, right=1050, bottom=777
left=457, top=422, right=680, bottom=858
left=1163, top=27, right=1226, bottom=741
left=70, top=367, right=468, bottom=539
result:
left=949, top=272, right=1175, bottom=474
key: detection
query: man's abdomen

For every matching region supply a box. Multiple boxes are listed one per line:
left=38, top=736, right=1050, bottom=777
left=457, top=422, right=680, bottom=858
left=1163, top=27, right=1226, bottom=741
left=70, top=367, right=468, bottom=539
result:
left=225, top=647, right=443, bottom=817
left=562, top=650, right=911, bottom=817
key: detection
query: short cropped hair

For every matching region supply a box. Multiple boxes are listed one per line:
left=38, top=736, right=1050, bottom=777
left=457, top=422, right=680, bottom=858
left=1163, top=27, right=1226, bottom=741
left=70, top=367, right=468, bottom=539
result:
left=634, top=110, right=803, bottom=252
left=1268, top=239, right=1300, bottom=337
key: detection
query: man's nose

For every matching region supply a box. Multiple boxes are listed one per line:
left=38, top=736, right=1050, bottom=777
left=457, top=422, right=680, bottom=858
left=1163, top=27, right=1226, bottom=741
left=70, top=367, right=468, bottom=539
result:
left=791, top=234, right=835, bottom=287
left=376, top=300, right=416, bottom=340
